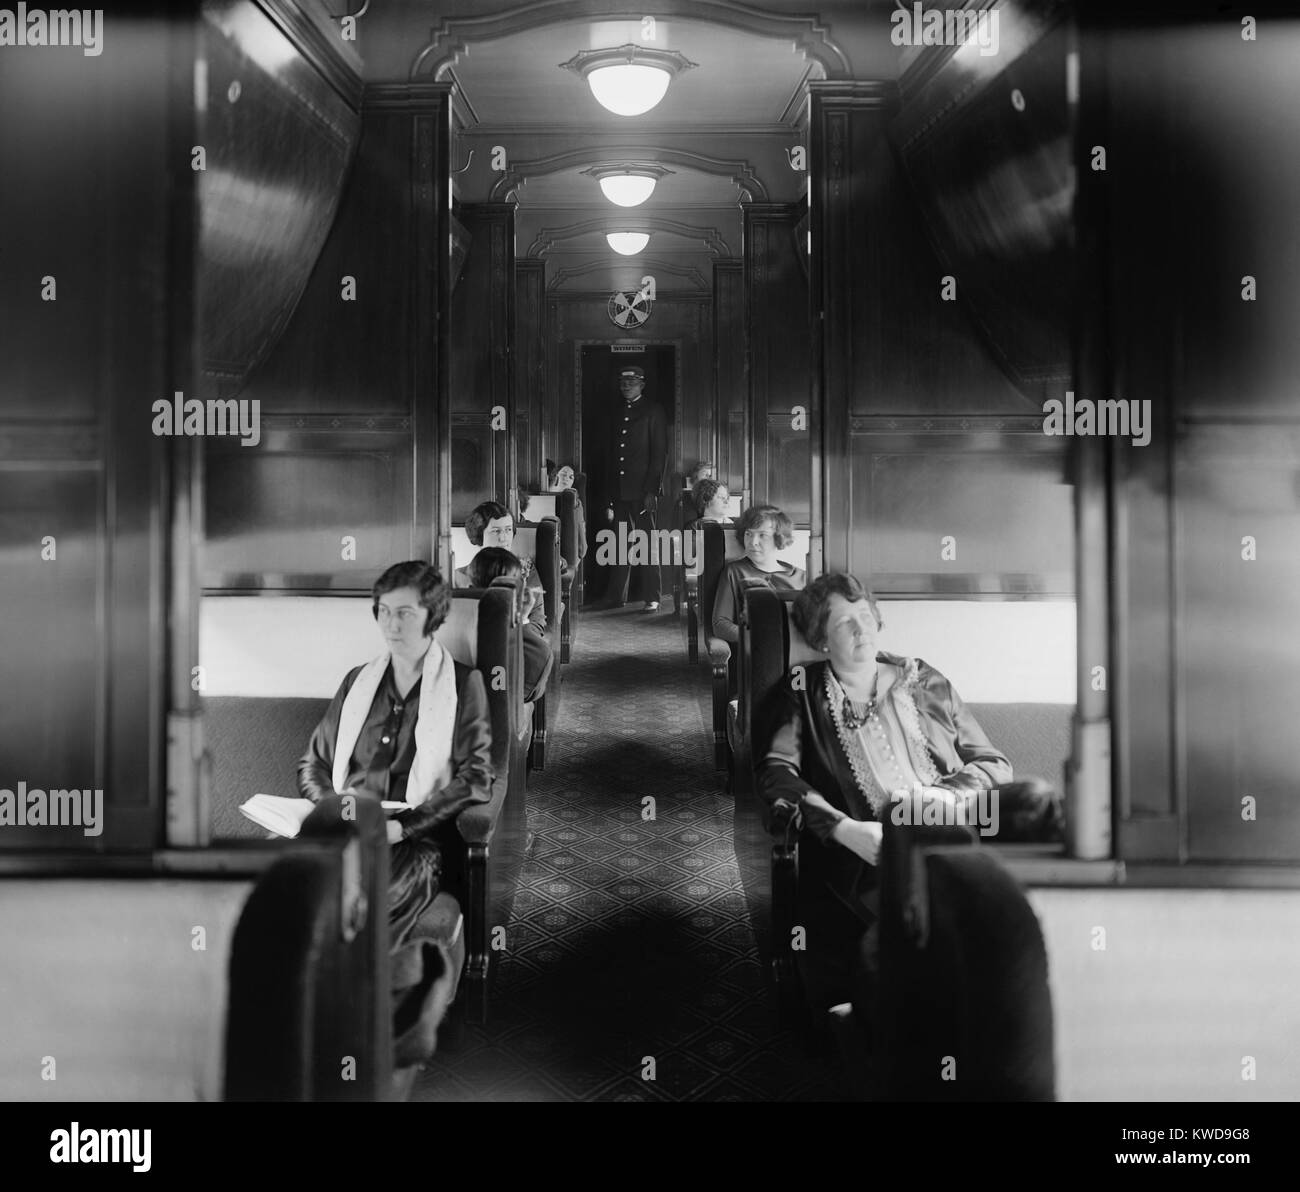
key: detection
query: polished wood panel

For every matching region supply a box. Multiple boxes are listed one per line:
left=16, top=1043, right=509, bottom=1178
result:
left=515, top=259, right=546, bottom=486
left=1081, top=9, right=1300, bottom=862
left=890, top=18, right=1072, bottom=396
left=849, top=427, right=1073, bottom=597
left=451, top=203, right=516, bottom=508
left=746, top=203, right=810, bottom=523
left=222, top=84, right=452, bottom=587
left=0, top=9, right=198, bottom=849
left=202, top=427, right=414, bottom=589
left=198, top=0, right=361, bottom=387
left=713, top=259, right=747, bottom=497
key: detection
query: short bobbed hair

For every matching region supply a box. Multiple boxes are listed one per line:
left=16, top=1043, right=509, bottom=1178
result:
left=734, top=503, right=794, bottom=549
left=372, top=560, right=451, bottom=637
left=545, top=460, right=576, bottom=487
left=468, top=546, right=522, bottom=588
left=691, top=477, right=728, bottom=517
left=792, top=572, right=883, bottom=650
left=466, top=500, right=511, bottom=545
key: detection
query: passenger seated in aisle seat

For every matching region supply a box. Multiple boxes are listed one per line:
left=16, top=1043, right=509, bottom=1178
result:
left=455, top=500, right=546, bottom=634
left=468, top=547, right=555, bottom=703
left=711, top=503, right=806, bottom=644
left=686, top=477, right=734, bottom=531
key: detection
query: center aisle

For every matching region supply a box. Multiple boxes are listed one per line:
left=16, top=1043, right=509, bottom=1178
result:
left=413, top=603, right=839, bottom=1101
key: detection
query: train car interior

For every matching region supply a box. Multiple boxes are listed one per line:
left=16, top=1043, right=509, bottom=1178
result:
left=2, top=0, right=1299, bottom=1108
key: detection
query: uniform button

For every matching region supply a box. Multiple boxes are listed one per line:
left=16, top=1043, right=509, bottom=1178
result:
left=619, top=471, right=625, bottom=476
left=382, top=736, right=391, bottom=744
left=624, top=416, right=629, bottom=421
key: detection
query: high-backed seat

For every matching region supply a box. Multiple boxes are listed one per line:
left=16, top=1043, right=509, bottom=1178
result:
left=202, top=586, right=530, bottom=1024
left=226, top=797, right=394, bottom=1100
left=734, top=586, right=1070, bottom=1011
left=699, top=521, right=747, bottom=770
left=834, top=818, right=1055, bottom=1101
left=523, top=491, right=582, bottom=663
left=515, top=515, right=562, bottom=768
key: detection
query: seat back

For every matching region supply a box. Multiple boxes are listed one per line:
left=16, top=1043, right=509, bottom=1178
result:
left=738, top=587, right=819, bottom=742
left=699, top=521, right=748, bottom=644
left=436, top=585, right=525, bottom=777
left=876, top=820, right=1055, bottom=1100
left=226, top=797, right=392, bottom=1101
left=514, top=516, right=561, bottom=633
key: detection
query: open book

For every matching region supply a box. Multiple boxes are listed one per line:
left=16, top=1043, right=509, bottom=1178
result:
left=238, top=793, right=407, bottom=838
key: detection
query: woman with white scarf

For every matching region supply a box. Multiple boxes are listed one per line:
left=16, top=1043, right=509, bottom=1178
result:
left=297, top=561, right=493, bottom=944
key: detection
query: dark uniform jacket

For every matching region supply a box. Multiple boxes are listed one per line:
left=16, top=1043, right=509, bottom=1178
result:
left=613, top=397, right=668, bottom=502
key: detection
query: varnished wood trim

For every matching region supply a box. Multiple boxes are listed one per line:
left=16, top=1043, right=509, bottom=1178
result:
left=489, top=144, right=768, bottom=203
left=411, top=0, right=852, bottom=82
left=255, top=0, right=363, bottom=111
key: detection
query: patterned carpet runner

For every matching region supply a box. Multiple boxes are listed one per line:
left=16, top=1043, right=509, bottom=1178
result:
left=412, top=603, right=840, bottom=1101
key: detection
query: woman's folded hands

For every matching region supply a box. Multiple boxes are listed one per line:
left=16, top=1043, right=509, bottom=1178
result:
left=803, top=791, right=884, bottom=865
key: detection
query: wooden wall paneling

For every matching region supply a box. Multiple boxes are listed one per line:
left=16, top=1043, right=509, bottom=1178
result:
left=745, top=203, right=811, bottom=525
left=214, top=83, right=452, bottom=588
left=450, top=203, right=516, bottom=512
left=197, top=0, right=361, bottom=390
left=516, top=259, right=546, bottom=488
left=0, top=8, right=199, bottom=849
left=712, top=259, right=746, bottom=496
left=848, top=424, right=1074, bottom=597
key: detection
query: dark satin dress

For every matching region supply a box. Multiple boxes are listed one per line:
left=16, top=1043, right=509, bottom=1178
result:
left=298, top=658, right=494, bottom=943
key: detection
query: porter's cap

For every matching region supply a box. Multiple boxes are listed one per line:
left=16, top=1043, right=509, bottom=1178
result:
left=619, top=365, right=645, bottom=380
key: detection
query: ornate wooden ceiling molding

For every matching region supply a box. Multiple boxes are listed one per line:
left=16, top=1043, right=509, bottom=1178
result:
left=410, top=0, right=851, bottom=82
left=547, top=257, right=709, bottom=291
left=526, top=216, right=730, bottom=257
left=489, top=144, right=768, bottom=203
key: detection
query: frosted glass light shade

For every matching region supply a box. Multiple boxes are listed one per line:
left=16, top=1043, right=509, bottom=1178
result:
left=599, top=174, right=657, bottom=207
left=606, top=232, right=650, bottom=255
left=587, top=64, right=671, bottom=116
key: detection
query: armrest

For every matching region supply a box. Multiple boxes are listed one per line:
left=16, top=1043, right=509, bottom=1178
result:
left=454, top=771, right=509, bottom=846
left=707, top=636, right=732, bottom=668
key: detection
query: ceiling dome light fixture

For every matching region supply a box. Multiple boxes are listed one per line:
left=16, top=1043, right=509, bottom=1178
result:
left=583, top=164, right=674, bottom=208
left=560, top=44, right=698, bottom=117
left=607, top=232, right=650, bottom=256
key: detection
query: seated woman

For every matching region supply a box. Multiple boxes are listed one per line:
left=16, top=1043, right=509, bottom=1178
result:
left=468, top=546, right=555, bottom=702
left=297, top=560, right=494, bottom=948
left=686, top=477, right=733, bottom=530
left=754, top=572, right=1011, bottom=1010
left=545, top=460, right=586, bottom=567
left=711, top=503, right=806, bottom=644
left=455, top=500, right=546, bottom=635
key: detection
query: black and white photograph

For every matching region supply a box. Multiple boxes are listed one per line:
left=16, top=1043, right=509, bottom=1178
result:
left=0, top=0, right=1296, bottom=1151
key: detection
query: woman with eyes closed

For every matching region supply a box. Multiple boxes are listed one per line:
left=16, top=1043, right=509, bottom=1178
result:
left=710, top=503, right=806, bottom=645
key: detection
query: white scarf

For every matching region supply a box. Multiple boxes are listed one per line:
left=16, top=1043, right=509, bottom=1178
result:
left=332, top=639, right=458, bottom=807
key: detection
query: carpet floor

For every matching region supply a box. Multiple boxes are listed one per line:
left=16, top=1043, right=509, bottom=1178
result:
left=411, top=602, right=841, bottom=1101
